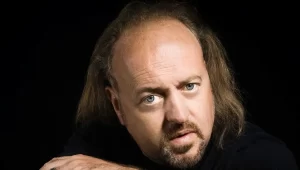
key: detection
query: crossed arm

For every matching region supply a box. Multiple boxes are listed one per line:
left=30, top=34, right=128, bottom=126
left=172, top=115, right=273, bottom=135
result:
left=40, top=126, right=142, bottom=170
left=40, top=154, right=140, bottom=170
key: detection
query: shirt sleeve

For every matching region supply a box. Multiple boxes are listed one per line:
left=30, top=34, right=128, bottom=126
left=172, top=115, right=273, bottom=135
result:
left=58, top=124, right=105, bottom=158
left=236, top=139, right=299, bottom=170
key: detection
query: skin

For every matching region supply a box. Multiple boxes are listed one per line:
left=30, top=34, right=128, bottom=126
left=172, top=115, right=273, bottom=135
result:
left=40, top=19, right=215, bottom=170
left=106, top=19, right=215, bottom=169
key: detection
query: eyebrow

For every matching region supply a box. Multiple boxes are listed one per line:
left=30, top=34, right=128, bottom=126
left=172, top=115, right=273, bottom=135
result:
left=135, top=75, right=202, bottom=96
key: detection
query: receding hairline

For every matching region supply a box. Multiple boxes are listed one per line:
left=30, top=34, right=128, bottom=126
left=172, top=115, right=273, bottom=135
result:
left=118, top=16, right=199, bottom=42
left=109, top=17, right=202, bottom=89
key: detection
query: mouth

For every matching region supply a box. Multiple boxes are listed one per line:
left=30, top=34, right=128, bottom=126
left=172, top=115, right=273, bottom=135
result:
left=168, top=130, right=197, bottom=146
left=169, top=129, right=196, bottom=140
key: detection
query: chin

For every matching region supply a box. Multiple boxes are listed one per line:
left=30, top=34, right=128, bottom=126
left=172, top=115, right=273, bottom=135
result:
left=161, top=140, right=206, bottom=169
left=167, top=150, right=202, bottom=169
left=174, top=142, right=202, bottom=159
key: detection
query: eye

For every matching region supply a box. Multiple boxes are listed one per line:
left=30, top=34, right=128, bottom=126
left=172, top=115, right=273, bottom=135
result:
left=183, top=83, right=199, bottom=93
left=145, top=95, right=155, bottom=103
left=185, top=83, right=195, bottom=91
left=142, top=95, right=162, bottom=105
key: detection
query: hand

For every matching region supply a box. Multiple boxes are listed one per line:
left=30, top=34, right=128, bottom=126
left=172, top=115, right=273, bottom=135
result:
left=40, top=154, right=138, bottom=170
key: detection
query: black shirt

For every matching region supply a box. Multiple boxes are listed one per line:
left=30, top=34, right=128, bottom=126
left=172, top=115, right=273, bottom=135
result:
left=60, top=122, right=298, bottom=170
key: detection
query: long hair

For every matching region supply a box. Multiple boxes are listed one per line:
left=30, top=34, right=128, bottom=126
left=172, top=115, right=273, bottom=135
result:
left=76, top=0, right=245, bottom=148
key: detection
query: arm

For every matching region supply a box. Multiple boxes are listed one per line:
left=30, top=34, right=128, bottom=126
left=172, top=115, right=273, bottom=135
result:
left=236, top=139, right=298, bottom=170
left=40, top=125, right=143, bottom=170
left=40, top=154, right=141, bottom=170
left=57, top=126, right=100, bottom=157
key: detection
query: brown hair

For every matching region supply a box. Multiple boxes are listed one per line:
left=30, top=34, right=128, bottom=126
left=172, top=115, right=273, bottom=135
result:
left=76, top=0, right=245, bottom=148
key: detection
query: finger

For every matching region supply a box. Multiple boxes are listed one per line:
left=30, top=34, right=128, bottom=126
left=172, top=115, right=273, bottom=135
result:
left=48, top=156, right=71, bottom=163
left=48, top=154, right=85, bottom=162
left=54, top=159, right=85, bottom=170
left=41, top=154, right=88, bottom=170
left=40, top=158, right=72, bottom=170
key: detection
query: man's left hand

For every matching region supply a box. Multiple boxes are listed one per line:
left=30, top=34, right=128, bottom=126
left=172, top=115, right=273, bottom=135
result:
left=40, top=154, right=138, bottom=170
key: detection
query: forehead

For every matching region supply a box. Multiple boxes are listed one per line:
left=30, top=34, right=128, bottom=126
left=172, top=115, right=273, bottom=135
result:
left=112, top=19, right=204, bottom=86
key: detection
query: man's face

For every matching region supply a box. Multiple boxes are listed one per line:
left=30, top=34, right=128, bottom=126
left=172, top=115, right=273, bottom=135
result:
left=106, top=19, right=215, bottom=168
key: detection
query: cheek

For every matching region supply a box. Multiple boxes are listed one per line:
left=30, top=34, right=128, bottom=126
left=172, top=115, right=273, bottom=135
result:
left=121, top=100, right=164, bottom=154
left=189, top=84, right=215, bottom=136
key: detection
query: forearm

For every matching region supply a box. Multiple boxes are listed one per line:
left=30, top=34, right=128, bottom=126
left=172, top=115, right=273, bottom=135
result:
left=40, top=154, right=144, bottom=170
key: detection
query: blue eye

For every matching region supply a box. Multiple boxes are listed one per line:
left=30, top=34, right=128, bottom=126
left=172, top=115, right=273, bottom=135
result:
left=145, top=95, right=155, bottom=103
left=185, top=83, right=195, bottom=90
left=142, top=95, right=162, bottom=105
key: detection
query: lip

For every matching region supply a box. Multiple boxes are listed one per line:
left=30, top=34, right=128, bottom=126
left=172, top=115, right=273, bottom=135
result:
left=170, top=129, right=196, bottom=140
left=169, top=131, right=197, bottom=146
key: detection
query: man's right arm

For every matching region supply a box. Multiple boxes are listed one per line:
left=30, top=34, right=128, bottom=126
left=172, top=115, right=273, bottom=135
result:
left=41, top=125, right=143, bottom=170
left=58, top=127, right=97, bottom=157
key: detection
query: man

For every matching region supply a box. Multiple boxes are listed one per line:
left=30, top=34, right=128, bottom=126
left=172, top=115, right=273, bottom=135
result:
left=41, top=1, right=298, bottom=170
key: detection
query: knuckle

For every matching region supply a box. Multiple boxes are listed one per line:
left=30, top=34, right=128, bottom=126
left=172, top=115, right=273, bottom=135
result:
left=40, top=162, right=51, bottom=170
left=72, top=154, right=83, bottom=158
left=69, top=159, right=82, bottom=167
left=51, top=157, right=59, bottom=161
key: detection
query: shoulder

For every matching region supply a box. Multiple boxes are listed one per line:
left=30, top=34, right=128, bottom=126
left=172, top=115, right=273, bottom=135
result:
left=221, top=122, right=298, bottom=170
left=60, top=122, right=143, bottom=165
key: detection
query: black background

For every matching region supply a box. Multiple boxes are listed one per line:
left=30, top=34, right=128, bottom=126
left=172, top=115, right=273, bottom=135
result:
left=2, top=1, right=299, bottom=169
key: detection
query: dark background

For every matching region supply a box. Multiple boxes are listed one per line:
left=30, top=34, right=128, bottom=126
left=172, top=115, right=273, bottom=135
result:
left=2, top=0, right=299, bottom=169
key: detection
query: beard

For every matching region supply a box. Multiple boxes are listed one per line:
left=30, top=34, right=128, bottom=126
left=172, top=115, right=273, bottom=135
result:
left=158, top=121, right=207, bottom=169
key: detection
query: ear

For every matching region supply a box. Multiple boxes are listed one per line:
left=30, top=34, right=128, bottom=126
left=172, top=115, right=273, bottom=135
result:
left=105, top=87, right=125, bottom=125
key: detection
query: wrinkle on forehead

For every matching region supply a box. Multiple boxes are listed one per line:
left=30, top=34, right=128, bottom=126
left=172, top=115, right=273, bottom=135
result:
left=111, top=18, right=203, bottom=88
left=113, top=18, right=199, bottom=60
left=127, top=42, right=186, bottom=86
left=132, top=62, right=176, bottom=85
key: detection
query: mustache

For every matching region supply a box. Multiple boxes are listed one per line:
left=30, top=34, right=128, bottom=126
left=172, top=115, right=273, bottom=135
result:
left=163, top=121, right=204, bottom=140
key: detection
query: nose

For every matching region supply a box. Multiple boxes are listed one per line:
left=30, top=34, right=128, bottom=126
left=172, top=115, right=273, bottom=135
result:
left=164, top=91, right=189, bottom=124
